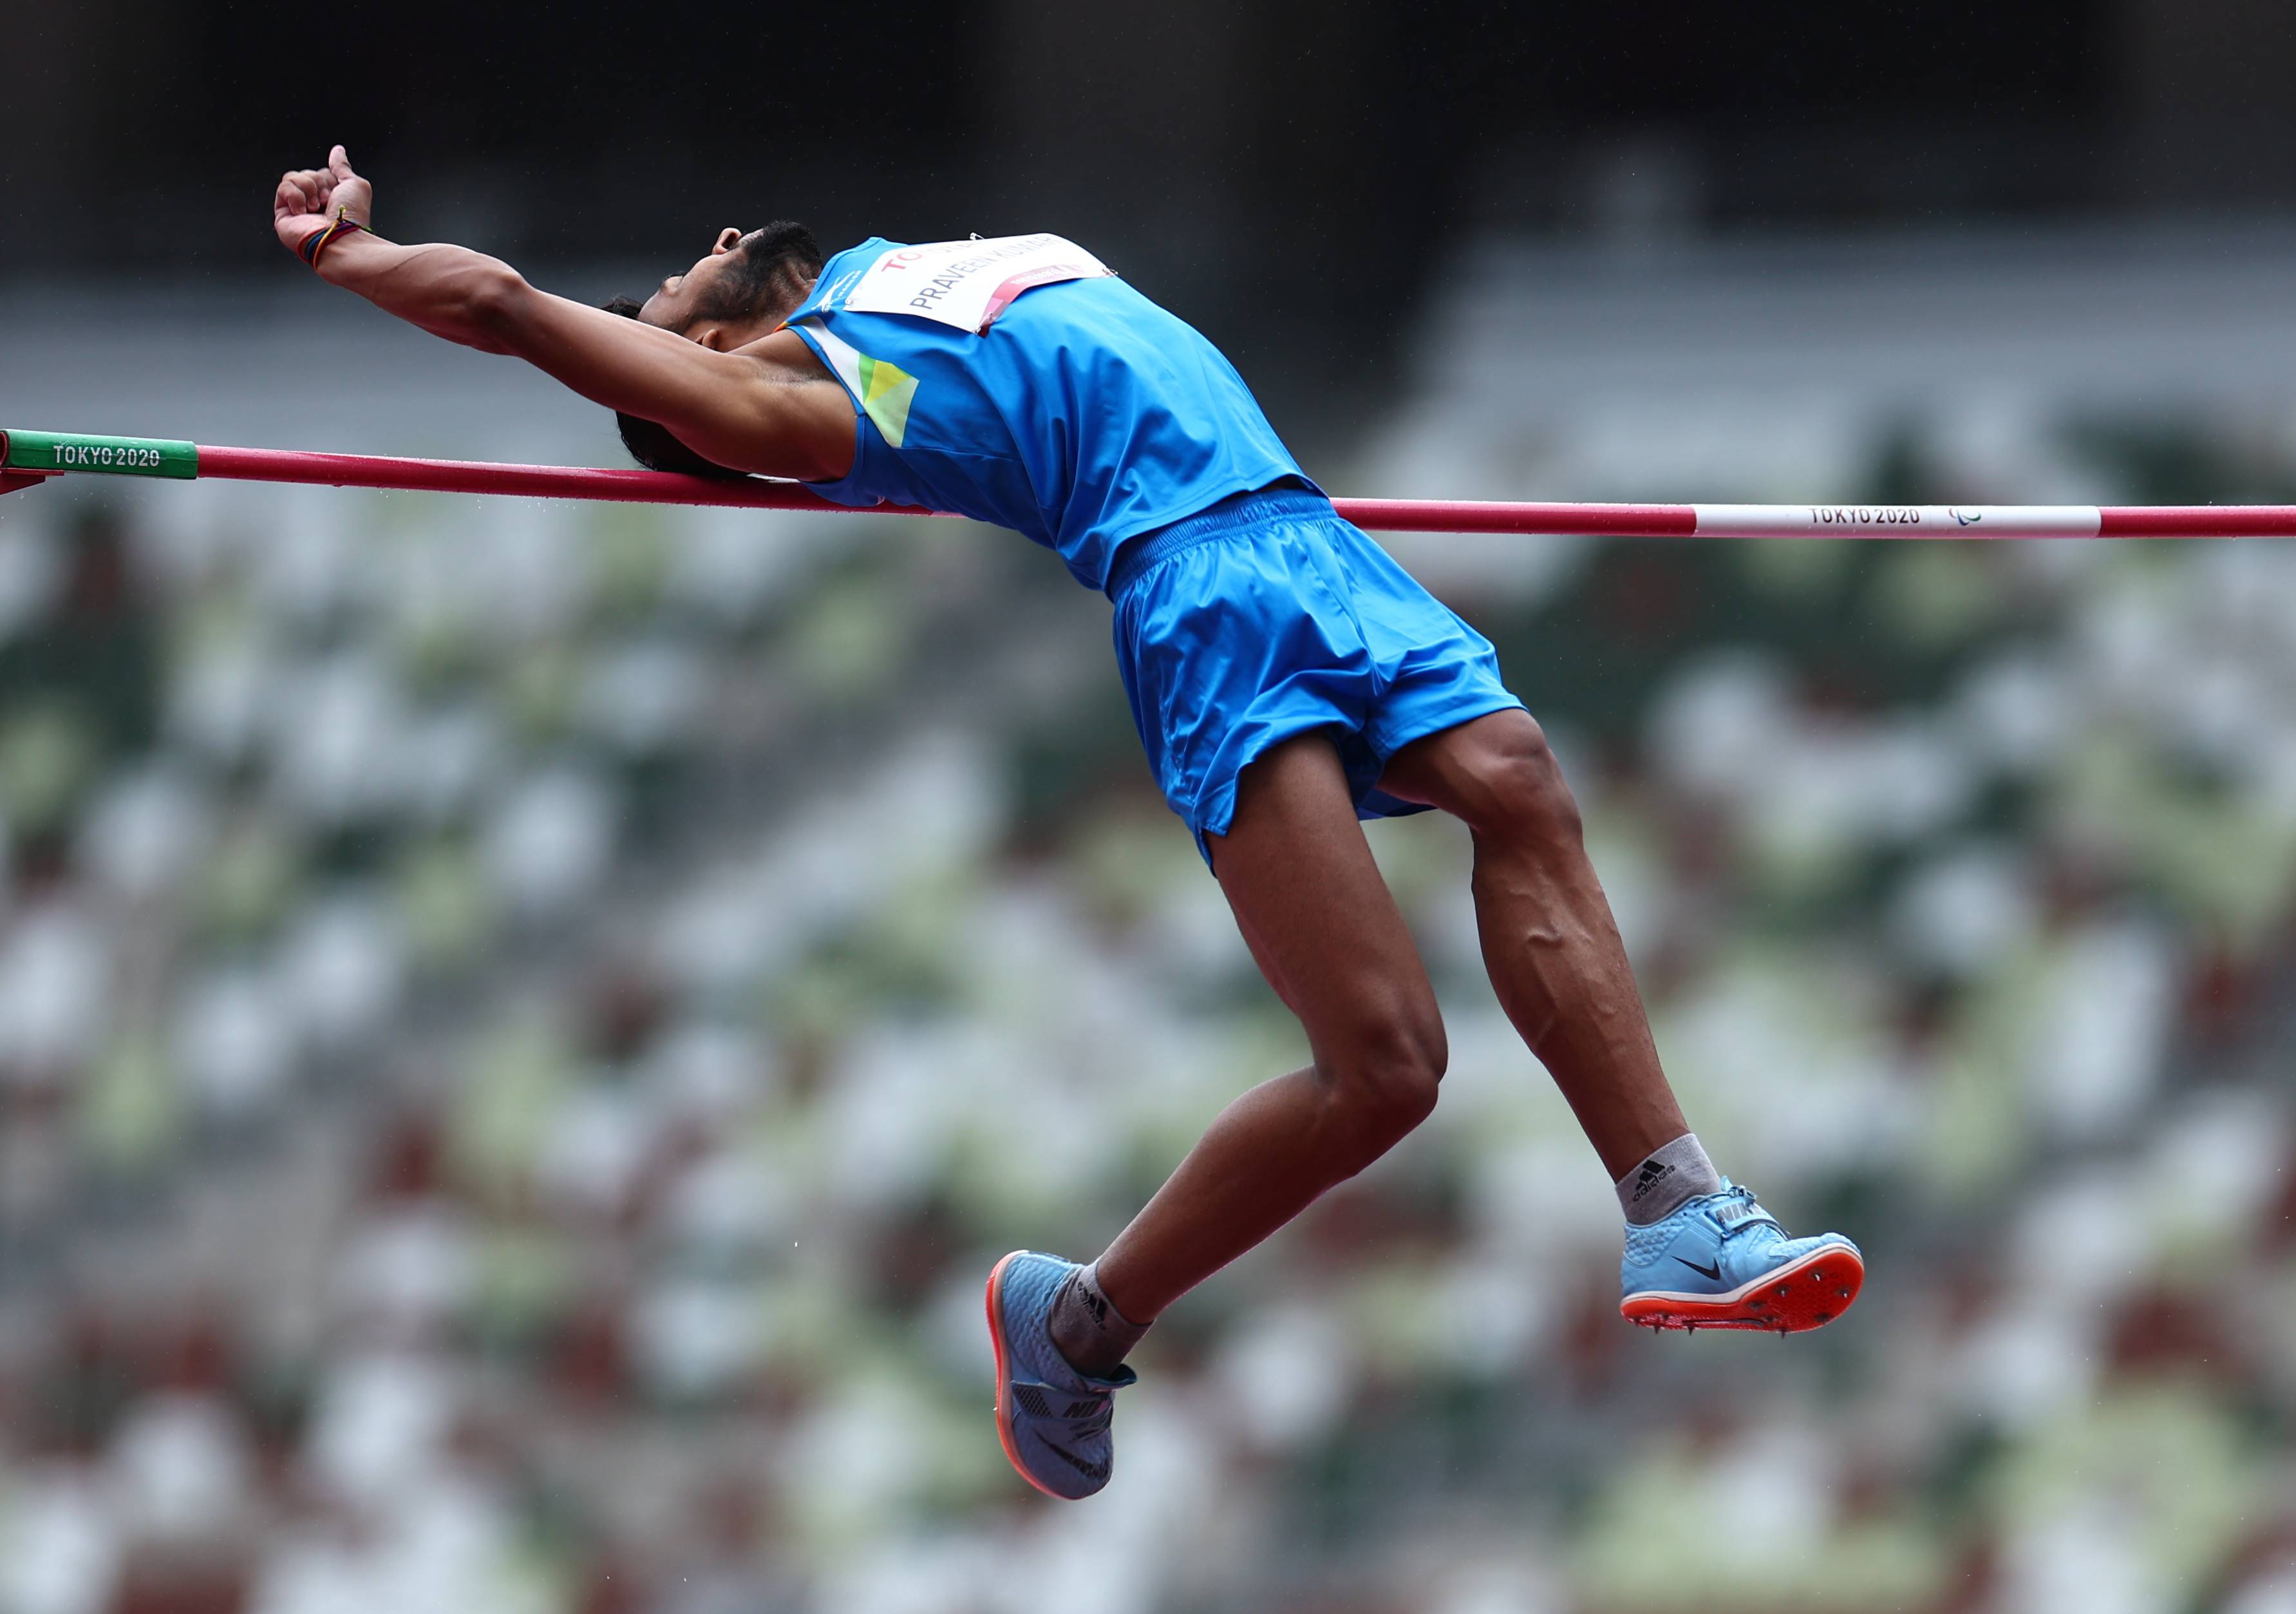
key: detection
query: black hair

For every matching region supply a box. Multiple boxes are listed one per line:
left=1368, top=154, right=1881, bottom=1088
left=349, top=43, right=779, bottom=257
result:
left=603, top=221, right=825, bottom=478
left=686, top=220, right=823, bottom=326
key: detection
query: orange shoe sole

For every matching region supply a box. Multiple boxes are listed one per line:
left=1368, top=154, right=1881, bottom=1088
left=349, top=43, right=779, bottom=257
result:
left=1620, top=1244, right=1865, bottom=1334
left=984, top=1251, right=1068, bottom=1501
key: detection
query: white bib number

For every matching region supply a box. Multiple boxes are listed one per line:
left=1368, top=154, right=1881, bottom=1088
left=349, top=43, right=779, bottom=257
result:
left=840, top=234, right=1113, bottom=333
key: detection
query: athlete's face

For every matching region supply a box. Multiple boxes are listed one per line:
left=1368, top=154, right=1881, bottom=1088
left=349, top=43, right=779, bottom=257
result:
left=639, top=227, right=749, bottom=336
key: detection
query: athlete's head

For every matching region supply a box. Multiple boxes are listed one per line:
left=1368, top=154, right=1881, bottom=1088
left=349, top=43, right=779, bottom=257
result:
left=605, top=221, right=824, bottom=476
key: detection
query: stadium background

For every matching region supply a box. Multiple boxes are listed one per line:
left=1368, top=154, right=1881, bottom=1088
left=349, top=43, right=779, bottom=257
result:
left=5, top=4, right=2296, bottom=1609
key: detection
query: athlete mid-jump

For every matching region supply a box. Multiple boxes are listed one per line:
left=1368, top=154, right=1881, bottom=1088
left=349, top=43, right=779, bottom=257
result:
left=275, top=146, right=1861, bottom=1500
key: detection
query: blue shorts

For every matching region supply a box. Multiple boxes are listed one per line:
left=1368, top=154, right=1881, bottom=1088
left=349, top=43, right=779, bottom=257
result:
left=1109, top=484, right=1525, bottom=867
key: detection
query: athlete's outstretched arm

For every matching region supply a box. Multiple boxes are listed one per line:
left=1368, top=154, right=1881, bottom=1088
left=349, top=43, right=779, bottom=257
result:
left=271, top=147, right=853, bottom=480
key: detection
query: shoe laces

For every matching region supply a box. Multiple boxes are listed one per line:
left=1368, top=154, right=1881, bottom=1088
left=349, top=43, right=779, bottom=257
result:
left=1710, top=1184, right=1780, bottom=1243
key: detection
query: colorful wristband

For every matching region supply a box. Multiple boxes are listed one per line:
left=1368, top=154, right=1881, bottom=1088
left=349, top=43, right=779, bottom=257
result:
left=297, top=211, right=370, bottom=269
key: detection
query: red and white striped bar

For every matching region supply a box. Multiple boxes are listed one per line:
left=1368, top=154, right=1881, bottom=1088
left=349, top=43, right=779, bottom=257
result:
left=9, top=432, right=2296, bottom=538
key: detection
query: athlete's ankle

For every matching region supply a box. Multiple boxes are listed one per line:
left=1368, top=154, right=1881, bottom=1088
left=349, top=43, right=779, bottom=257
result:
left=1614, top=1133, right=1723, bottom=1224
left=1048, top=1263, right=1149, bottom=1378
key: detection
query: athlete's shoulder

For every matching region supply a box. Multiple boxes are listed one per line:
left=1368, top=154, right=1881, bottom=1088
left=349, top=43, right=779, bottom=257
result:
left=807, top=238, right=898, bottom=312
left=831, top=235, right=902, bottom=261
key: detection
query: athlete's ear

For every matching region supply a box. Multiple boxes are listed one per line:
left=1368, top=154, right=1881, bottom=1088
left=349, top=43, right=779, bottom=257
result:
left=693, top=325, right=729, bottom=352
left=713, top=227, right=741, bottom=254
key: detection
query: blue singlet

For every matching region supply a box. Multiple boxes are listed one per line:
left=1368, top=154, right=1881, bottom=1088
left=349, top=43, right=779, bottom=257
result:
left=782, top=238, right=1308, bottom=592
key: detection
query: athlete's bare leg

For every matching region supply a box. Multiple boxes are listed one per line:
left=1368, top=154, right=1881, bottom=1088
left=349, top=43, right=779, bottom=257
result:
left=1091, top=735, right=1448, bottom=1324
left=1378, top=708, right=1686, bottom=1178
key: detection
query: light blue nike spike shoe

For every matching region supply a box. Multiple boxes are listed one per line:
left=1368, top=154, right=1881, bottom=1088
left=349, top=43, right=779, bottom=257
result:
left=984, top=1251, right=1137, bottom=1499
left=1619, top=1181, right=1864, bottom=1333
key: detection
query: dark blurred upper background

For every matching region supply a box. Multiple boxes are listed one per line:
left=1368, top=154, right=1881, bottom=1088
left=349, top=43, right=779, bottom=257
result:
left=6, top=0, right=2294, bottom=422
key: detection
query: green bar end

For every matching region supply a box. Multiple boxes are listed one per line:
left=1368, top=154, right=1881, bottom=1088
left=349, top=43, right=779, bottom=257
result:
left=0, top=428, right=198, bottom=480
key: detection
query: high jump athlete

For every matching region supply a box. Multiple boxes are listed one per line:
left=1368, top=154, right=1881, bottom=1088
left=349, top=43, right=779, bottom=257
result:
left=275, top=146, right=1863, bottom=1501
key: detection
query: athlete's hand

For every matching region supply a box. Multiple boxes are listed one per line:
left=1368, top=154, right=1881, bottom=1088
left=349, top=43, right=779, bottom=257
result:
left=273, top=145, right=373, bottom=254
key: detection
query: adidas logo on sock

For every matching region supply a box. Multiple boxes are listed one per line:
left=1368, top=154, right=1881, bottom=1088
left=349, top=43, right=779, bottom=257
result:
left=1632, top=1160, right=1673, bottom=1202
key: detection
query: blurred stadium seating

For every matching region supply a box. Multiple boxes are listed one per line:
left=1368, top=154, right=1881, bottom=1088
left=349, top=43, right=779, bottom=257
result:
left=3, top=230, right=2295, bottom=1613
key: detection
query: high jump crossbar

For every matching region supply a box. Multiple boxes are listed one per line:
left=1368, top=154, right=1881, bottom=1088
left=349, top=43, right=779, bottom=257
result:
left=7, top=426, right=2296, bottom=539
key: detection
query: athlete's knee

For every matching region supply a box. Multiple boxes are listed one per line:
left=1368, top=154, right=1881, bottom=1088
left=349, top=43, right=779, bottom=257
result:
left=1322, top=1002, right=1447, bottom=1152
left=1454, top=716, right=1583, bottom=849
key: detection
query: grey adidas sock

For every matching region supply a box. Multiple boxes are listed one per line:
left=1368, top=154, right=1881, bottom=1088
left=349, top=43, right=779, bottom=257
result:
left=1048, top=1263, right=1149, bottom=1379
left=1615, top=1133, right=1723, bottom=1224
